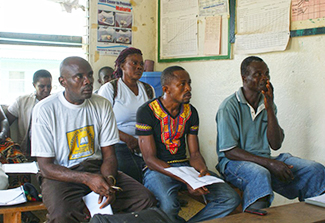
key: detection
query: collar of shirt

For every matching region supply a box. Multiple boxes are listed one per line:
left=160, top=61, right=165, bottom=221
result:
left=235, top=87, right=265, bottom=121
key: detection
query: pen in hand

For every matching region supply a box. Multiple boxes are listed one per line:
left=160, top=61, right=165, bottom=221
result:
left=202, top=195, right=207, bottom=205
left=111, top=186, right=123, bottom=192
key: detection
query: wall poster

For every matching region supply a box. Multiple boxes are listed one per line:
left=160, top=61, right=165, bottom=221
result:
left=97, top=0, right=133, bottom=55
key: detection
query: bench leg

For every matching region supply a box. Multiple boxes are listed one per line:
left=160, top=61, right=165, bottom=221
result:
left=3, top=212, right=21, bottom=223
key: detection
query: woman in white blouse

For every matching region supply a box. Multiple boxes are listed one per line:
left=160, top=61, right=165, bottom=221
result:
left=98, top=47, right=155, bottom=182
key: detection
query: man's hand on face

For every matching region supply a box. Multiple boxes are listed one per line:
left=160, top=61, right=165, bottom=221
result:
left=267, top=159, right=294, bottom=182
left=262, top=80, right=274, bottom=110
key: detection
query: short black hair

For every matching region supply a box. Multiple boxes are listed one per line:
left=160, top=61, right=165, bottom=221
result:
left=161, top=66, right=185, bottom=86
left=240, top=56, right=264, bottom=76
left=98, top=66, right=114, bottom=77
left=33, top=69, right=52, bottom=84
left=98, top=66, right=114, bottom=76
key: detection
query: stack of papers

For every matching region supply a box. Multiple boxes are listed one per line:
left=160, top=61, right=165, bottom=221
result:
left=305, top=193, right=325, bottom=208
left=0, top=186, right=27, bottom=206
left=165, top=166, right=224, bottom=190
left=2, top=162, right=39, bottom=174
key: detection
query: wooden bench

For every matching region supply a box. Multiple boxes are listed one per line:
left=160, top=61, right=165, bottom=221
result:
left=0, top=202, right=46, bottom=223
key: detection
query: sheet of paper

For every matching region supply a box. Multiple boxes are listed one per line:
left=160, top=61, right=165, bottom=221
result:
left=165, top=166, right=224, bottom=190
left=160, top=0, right=198, bottom=57
left=235, top=31, right=289, bottom=54
left=204, top=16, right=221, bottom=55
left=305, top=193, right=325, bottom=208
left=199, top=0, right=229, bottom=16
left=306, top=193, right=325, bottom=203
left=235, top=0, right=291, bottom=54
left=2, top=161, right=39, bottom=174
left=0, top=186, right=27, bottom=206
left=161, top=0, right=198, bottom=17
left=291, top=0, right=325, bottom=22
left=291, top=0, right=325, bottom=30
left=83, top=191, right=113, bottom=217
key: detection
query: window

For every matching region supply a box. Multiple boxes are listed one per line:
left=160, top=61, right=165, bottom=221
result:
left=0, top=0, right=88, bottom=105
left=9, top=71, right=25, bottom=95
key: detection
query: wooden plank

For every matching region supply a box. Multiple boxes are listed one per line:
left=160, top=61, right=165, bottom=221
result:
left=203, top=202, right=325, bottom=223
left=0, top=202, right=46, bottom=214
left=3, top=212, right=21, bottom=223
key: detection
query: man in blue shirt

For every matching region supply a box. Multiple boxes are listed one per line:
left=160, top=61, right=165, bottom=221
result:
left=216, top=56, right=325, bottom=212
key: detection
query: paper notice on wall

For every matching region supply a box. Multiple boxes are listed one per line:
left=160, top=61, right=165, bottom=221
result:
left=204, top=16, right=221, bottom=55
left=291, top=0, right=325, bottom=30
left=97, top=0, right=133, bottom=55
left=199, top=0, right=229, bottom=16
left=160, top=0, right=198, bottom=57
left=235, top=0, right=291, bottom=54
left=235, top=32, right=289, bottom=54
left=291, top=0, right=325, bottom=22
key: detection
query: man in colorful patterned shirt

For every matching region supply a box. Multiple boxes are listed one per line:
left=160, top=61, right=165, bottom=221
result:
left=136, top=66, right=240, bottom=223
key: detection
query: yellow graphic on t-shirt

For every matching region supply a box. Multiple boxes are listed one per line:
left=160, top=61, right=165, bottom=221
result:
left=66, top=125, right=95, bottom=160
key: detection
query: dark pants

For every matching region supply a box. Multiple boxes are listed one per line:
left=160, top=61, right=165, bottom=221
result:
left=115, top=143, right=145, bottom=183
left=41, top=159, right=157, bottom=223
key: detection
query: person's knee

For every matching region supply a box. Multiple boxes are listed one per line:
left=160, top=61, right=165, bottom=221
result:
left=228, top=190, right=241, bottom=208
left=158, top=195, right=180, bottom=216
left=211, top=187, right=241, bottom=209
left=248, top=163, right=270, bottom=176
left=48, top=203, right=84, bottom=223
left=309, top=162, right=325, bottom=174
left=141, top=189, right=158, bottom=208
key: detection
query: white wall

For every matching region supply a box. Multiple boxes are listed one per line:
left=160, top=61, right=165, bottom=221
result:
left=89, top=1, right=325, bottom=206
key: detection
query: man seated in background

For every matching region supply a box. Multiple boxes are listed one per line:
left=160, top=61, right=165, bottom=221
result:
left=0, top=105, right=9, bottom=144
left=32, top=56, right=156, bottom=223
left=216, top=56, right=325, bottom=212
left=0, top=101, right=27, bottom=190
left=5, top=69, right=52, bottom=159
left=94, top=66, right=114, bottom=93
left=0, top=106, right=9, bottom=189
left=136, top=66, right=240, bottom=223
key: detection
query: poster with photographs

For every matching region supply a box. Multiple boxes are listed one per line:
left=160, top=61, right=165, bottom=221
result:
left=97, top=0, right=133, bottom=55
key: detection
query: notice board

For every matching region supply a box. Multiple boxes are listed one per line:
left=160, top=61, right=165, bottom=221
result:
left=158, top=0, right=235, bottom=62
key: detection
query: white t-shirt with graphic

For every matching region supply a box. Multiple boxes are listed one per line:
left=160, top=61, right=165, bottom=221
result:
left=31, top=92, right=120, bottom=168
left=98, top=78, right=155, bottom=142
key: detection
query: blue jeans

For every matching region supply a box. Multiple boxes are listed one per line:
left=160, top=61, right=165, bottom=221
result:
left=115, top=143, right=144, bottom=183
left=224, top=153, right=325, bottom=211
left=143, top=162, right=240, bottom=223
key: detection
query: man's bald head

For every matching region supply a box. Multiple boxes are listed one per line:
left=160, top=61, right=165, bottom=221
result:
left=59, top=56, right=94, bottom=104
left=60, top=56, right=90, bottom=78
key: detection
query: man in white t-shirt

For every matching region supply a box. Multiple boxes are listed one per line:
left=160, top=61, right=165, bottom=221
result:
left=6, top=69, right=52, bottom=158
left=31, top=57, right=156, bottom=223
